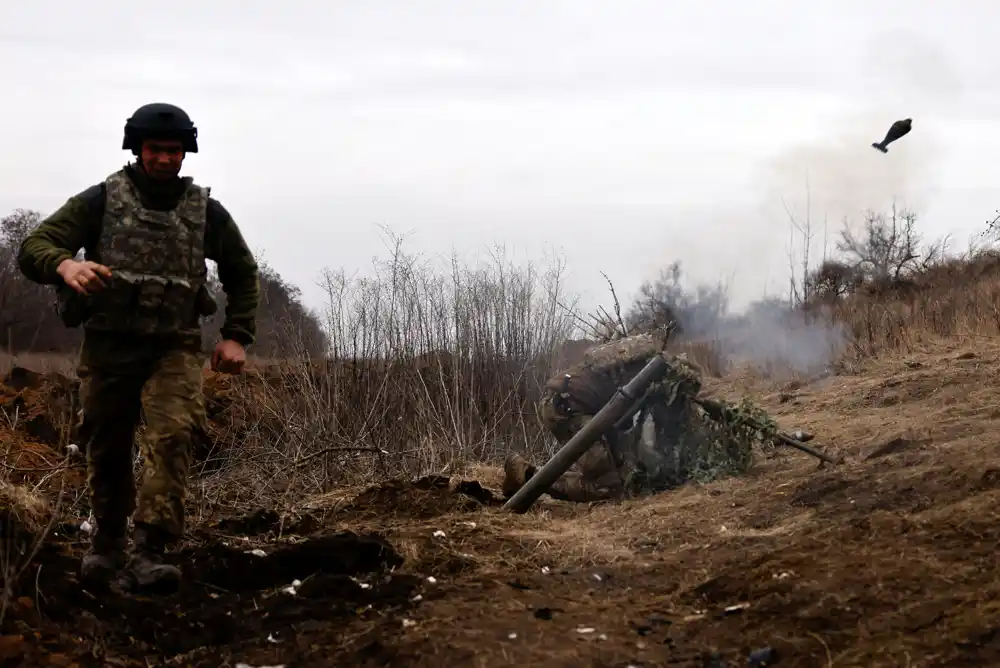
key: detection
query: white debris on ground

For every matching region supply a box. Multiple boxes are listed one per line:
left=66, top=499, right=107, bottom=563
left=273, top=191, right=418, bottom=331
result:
left=281, top=579, right=302, bottom=596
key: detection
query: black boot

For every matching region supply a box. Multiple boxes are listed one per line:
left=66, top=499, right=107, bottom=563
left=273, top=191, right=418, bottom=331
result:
left=119, top=524, right=182, bottom=595
left=79, top=524, right=128, bottom=589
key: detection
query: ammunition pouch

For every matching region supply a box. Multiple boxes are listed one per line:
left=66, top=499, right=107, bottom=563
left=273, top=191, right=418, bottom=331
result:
left=79, top=274, right=214, bottom=335
left=195, top=284, right=218, bottom=317
left=55, top=284, right=91, bottom=328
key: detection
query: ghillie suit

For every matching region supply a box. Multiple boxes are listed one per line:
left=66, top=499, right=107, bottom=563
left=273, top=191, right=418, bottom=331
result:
left=503, top=333, right=784, bottom=503
left=505, top=333, right=702, bottom=501
left=628, top=395, right=777, bottom=495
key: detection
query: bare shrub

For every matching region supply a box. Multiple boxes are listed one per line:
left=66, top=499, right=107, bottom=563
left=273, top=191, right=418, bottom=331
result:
left=824, top=248, right=1000, bottom=360
left=806, top=259, right=864, bottom=304
left=625, top=261, right=726, bottom=339
left=196, top=232, right=580, bottom=506
left=837, top=203, right=949, bottom=283
left=670, top=339, right=728, bottom=378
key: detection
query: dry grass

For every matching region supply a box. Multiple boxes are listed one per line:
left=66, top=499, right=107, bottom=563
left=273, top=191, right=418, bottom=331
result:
left=824, top=252, right=1000, bottom=363
left=0, top=479, right=64, bottom=629
left=0, top=482, right=50, bottom=536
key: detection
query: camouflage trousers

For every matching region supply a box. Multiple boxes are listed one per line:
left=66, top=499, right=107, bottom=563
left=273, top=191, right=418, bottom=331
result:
left=534, top=389, right=640, bottom=502
left=76, top=347, right=206, bottom=544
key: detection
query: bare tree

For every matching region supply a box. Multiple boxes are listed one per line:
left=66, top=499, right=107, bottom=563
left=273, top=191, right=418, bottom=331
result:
left=804, top=259, right=864, bottom=303
left=624, top=261, right=727, bottom=339
left=837, top=202, right=949, bottom=283
left=782, top=181, right=816, bottom=307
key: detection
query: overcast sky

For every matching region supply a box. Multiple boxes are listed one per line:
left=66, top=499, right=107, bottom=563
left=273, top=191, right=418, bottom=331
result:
left=1, top=1, right=997, bottom=315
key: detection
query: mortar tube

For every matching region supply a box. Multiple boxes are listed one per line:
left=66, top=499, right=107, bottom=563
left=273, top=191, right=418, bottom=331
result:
left=502, top=355, right=670, bottom=514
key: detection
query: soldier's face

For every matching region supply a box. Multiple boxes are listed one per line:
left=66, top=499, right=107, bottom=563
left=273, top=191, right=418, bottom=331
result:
left=140, top=139, right=185, bottom=180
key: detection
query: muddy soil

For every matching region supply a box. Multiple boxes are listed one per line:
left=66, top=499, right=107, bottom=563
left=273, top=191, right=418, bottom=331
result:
left=6, top=342, right=1000, bottom=666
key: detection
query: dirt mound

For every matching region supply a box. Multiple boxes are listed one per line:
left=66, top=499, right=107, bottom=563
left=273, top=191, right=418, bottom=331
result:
left=200, top=370, right=265, bottom=448
left=0, top=367, right=77, bottom=451
left=179, top=531, right=404, bottom=591
left=0, top=365, right=269, bottom=470
left=335, top=474, right=502, bottom=520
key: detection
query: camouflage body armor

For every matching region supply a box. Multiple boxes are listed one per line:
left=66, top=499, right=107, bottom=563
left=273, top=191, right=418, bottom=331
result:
left=63, top=169, right=216, bottom=334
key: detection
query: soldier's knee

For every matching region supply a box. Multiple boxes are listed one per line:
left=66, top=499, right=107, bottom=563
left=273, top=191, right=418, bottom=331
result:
left=141, top=423, right=197, bottom=455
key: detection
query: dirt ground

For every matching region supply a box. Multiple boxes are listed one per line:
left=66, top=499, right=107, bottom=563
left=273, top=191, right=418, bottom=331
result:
left=4, top=339, right=1000, bottom=666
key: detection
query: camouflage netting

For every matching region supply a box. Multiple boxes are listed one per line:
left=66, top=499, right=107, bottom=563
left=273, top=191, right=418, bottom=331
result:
left=686, top=396, right=777, bottom=480
left=627, top=395, right=777, bottom=494
left=0, top=482, right=52, bottom=569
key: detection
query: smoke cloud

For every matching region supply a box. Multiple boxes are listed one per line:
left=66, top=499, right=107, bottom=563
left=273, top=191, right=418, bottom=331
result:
left=708, top=299, right=849, bottom=378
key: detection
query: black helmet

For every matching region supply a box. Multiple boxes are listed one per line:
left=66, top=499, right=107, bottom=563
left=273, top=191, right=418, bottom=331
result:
left=122, top=103, right=198, bottom=154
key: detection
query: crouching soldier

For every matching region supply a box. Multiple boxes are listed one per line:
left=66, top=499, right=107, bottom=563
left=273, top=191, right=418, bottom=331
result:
left=17, top=103, right=260, bottom=594
left=503, top=332, right=703, bottom=502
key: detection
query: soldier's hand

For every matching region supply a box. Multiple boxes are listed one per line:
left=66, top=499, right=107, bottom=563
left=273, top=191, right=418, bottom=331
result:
left=56, top=259, right=112, bottom=295
left=212, top=339, right=246, bottom=375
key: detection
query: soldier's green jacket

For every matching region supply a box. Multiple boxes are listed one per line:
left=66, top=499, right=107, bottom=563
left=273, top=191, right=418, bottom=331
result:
left=17, top=164, right=260, bottom=360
